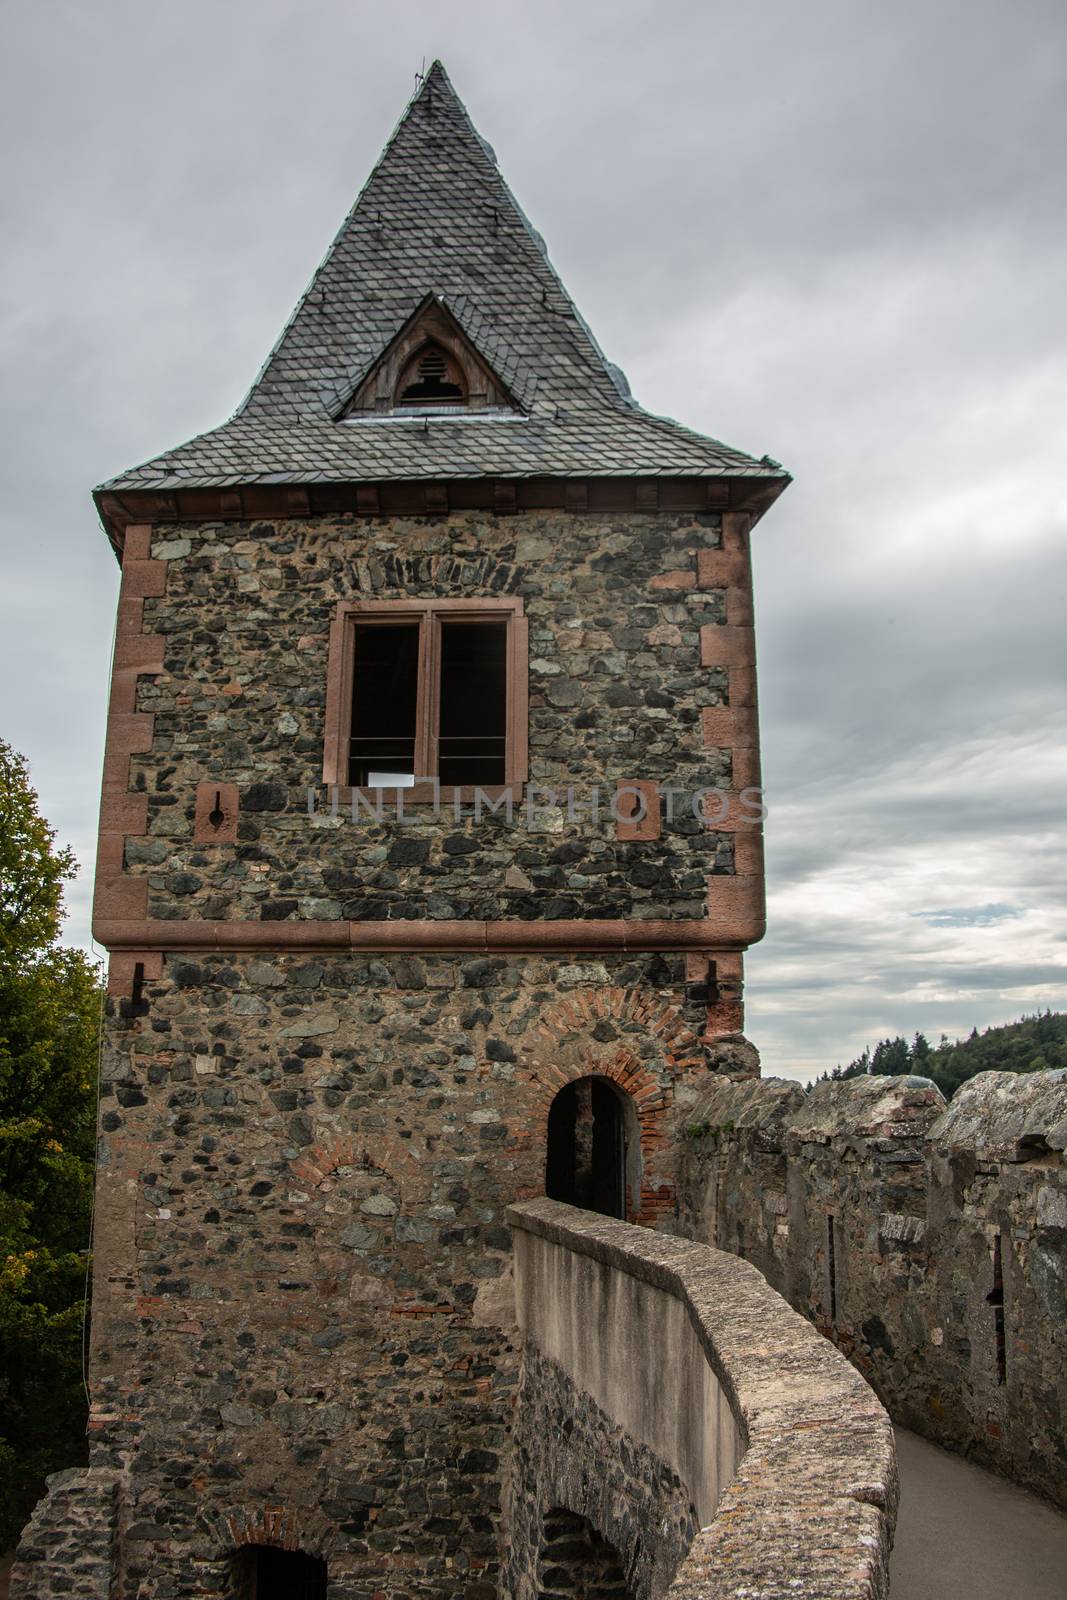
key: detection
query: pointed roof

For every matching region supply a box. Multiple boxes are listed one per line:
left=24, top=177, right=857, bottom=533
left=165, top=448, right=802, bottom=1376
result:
left=98, top=62, right=788, bottom=501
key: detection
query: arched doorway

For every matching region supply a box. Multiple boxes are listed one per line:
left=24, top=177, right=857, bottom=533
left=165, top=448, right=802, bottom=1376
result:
left=545, top=1076, right=631, bottom=1219
left=233, top=1544, right=328, bottom=1599
left=537, top=1507, right=634, bottom=1600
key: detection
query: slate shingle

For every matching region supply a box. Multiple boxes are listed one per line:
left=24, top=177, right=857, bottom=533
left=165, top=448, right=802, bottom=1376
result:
left=99, top=62, right=788, bottom=493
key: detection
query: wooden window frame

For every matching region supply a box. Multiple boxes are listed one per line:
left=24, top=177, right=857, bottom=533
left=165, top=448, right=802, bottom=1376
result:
left=323, top=596, right=528, bottom=803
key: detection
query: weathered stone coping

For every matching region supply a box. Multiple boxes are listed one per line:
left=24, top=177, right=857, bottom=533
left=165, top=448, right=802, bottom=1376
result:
left=508, top=1198, right=897, bottom=1600
left=928, top=1068, right=1067, bottom=1159
left=686, top=1067, right=1067, bottom=1161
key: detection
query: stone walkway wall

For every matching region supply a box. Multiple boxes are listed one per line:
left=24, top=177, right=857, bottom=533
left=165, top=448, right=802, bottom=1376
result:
left=507, top=1198, right=896, bottom=1600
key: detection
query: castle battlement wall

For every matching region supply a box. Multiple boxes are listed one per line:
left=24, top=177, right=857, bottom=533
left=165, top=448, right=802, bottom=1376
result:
left=678, top=1069, right=1067, bottom=1506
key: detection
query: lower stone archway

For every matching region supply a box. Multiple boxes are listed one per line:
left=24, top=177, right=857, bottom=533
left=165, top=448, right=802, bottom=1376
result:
left=537, top=1507, right=635, bottom=1600
left=189, top=1503, right=343, bottom=1599
left=232, top=1543, right=328, bottom=1600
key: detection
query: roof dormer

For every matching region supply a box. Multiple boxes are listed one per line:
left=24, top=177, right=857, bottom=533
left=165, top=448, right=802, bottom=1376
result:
left=339, top=295, right=517, bottom=419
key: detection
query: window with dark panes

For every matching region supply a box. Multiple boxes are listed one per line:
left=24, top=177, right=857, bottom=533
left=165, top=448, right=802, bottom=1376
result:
left=349, top=622, right=421, bottom=786
left=438, top=620, right=507, bottom=786
left=324, top=598, right=527, bottom=795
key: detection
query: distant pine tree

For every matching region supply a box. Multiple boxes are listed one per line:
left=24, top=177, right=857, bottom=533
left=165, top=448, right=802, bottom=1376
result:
left=821, top=1047, right=871, bottom=1083
left=820, top=1011, right=1067, bottom=1098
left=871, top=1037, right=911, bottom=1076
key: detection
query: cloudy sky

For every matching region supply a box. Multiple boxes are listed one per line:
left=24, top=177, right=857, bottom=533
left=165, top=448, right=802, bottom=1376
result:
left=2, top=0, right=1065, bottom=1080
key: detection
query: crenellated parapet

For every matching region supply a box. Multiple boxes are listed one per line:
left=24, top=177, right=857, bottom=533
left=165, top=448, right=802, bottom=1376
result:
left=678, top=1069, right=1067, bottom=1507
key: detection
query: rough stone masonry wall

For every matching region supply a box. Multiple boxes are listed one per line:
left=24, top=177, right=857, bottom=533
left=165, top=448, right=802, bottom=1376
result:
left=8, top=1467, right=121, bottom=1599
left=677, top=1069, right=1067, bottom=1507
left=12, top=952, right=711, bottom=1600
left=507, top=1344, right=699, bottom=1600
left=506, top=1199, right=897, bottom=1600
left=128, top=509, right=738, bottom=924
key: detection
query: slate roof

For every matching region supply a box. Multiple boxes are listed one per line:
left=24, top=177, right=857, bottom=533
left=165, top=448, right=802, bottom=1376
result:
left=98, top=62, right=788, bottom=493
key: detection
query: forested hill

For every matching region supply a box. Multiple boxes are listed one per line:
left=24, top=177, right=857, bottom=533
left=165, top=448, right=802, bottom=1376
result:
left=823, top=1010, right=1067, bottom=1099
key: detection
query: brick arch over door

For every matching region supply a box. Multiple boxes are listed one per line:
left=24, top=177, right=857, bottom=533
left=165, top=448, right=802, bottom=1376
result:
left=515, top=986, right=704, bottom=1226
left=188, top=1503, right=346, bottom=1597
left=203, top=1503, right=343, bottom=1562
left=535, top=986, right=703, bottom=1072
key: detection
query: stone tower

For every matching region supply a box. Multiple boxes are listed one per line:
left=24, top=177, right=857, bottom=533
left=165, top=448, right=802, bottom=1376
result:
left=12, top=62, right=788, bottom=1600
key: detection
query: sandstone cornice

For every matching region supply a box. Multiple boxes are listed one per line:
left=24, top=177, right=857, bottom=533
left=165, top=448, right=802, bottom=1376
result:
left=93, top=914, right=757, bottom=961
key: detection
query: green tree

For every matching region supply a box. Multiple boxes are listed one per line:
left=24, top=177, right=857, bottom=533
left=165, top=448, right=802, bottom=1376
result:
left=910, top=1031, right=931, bottom=1067
left=0, top=740, right=102, bottom=1550
left=824, top=1011, right=1067, bottom=1100
left=871, top=1036, right=910, bottom=1076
